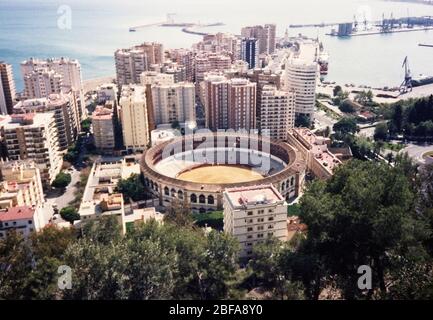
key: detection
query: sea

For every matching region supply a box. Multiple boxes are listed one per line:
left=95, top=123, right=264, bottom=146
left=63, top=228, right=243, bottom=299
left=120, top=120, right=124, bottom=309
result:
left=1, top=0, right=433, bottom=91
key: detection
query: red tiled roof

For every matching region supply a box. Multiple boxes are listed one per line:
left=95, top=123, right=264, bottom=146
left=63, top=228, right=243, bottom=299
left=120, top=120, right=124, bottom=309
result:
left=0, top=206, right=35, bottom=222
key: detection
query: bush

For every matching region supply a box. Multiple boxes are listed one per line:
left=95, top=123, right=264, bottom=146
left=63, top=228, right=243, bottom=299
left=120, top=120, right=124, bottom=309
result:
left=192, top=211, right=224, bottom=230
left=52, top=172, right=72, bottom=189
left=60, top=206, right=80, bottom=223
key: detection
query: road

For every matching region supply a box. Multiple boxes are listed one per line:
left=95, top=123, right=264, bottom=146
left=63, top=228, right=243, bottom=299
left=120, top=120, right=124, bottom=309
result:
left=314, top=110, right=338, bottom=131
left=401, top=143, right=433, bottom=164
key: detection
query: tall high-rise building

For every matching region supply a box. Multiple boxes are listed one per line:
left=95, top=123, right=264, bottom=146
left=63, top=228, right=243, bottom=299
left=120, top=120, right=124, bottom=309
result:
left=20, top=57, right=85, bottom=119
left=21, top=57, right=83, bottom=92
left=23, top=68, right=63, bottom=99
left=241, top=24, right=276, bottom=55
left=203, top=74, right=256, bottom=131
left=0, top=113, right=62, bottom=187
left=13, top=93, right=81, bottom=151
left=285, top=42, right=319, bottom=120
left=0, top=62, right=17, bottom=115
left=115, top=43, right=164, bottom=86
left=223, top=184, right=288, bottom=258
left=240, top=38, right=259, bottom=69
left=141, top=72, right=195, bottom=127
left=169, top=49, right=195, bottom=82
left=92, top=106, right=115, bottom=153
left=259, top=85, right=295, bottom=140
left=119, top=85, right=149, bottom=151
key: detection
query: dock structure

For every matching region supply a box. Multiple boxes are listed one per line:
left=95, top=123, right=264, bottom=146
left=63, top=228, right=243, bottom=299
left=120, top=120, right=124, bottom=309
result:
left=128, top=13, right=223, bottom=35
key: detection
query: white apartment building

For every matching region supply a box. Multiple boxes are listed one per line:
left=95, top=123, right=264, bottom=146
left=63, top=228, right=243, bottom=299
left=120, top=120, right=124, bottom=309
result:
left=20, top=57, right=86, bottom=119
left=0, top=113, right=62, bottom=187
left=0, top=205, right=46, bottom=239
left=223, top=184, right=288, bottom=259
left=284, top=41, right=319, bottom=120
left=78, top=157, right=141, bottom=235
left=13, top=93, right=81, bottom=151
left=151, top=82, right=196, bottom=126
left=96, top=83, right=118, bottom=104
left=259, top=85, right=295, bottom=140
left=119, top=85, right=149, bottom=151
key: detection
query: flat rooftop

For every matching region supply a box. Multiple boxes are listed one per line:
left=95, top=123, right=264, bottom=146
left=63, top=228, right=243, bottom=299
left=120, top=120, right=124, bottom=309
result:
left=224, top=184, right=284, bottom=209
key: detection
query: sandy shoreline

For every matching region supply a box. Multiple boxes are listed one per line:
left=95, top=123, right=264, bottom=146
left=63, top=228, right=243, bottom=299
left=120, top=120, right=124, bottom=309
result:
left=83, top=76, right=115, bottom=93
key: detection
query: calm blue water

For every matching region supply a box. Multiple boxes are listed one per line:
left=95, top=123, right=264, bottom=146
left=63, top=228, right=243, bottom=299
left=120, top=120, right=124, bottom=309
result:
left=1, top=0, right=433, bottom=90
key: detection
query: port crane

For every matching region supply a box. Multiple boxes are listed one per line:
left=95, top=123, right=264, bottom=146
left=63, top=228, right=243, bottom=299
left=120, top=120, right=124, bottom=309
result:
left=400, top=56, right=412, bottom=93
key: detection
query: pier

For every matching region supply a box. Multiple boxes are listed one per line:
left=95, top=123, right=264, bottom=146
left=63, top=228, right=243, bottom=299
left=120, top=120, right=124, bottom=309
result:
left=128, top=13, right=223, bottom=35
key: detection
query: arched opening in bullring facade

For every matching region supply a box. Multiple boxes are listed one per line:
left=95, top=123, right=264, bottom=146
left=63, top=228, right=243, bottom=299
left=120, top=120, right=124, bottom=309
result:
left=199, top=194, right=206, bottom=204
left=178, top=190, right=184, bottom=200
left=190, top=194, right=197, bottom=203
left=164, top=187, right=169, bottom=196
left=171, top=188, right=176, bottom=197
left=207, top=195, right=214, bottom=205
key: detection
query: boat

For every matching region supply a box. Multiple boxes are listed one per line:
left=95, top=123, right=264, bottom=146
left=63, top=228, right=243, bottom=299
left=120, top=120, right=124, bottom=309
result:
left=129, top=28, right=136, bottom=32
left=411, top=74, right=433, bottom=87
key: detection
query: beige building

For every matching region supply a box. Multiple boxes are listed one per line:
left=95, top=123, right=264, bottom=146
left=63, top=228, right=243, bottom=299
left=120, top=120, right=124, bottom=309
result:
left=115, top=42, right=164, bottom=86
left=259, top=85, right=295, bottom=140
left=13, top=93, right=81, bottom=151
left=92, top=106, right=115, bottom=153
left=23, top=68, right=63, bottom=99
left=287, top=128, right=342, bottom=179
left=0, top=62, right=17, bottom=115
left=0, top=113, right=62, bottom=187
left=119, top=85, right=149, bottom=151
left=241, top=24, right=276, bottom=55
left=223, top=184, right=288, bottom=258
left=0, top=160, right=45, bottom=209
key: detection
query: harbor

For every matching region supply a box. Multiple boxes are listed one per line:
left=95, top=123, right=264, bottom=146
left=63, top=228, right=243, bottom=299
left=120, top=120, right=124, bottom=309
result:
left=129, top=14, right=223, bottom=35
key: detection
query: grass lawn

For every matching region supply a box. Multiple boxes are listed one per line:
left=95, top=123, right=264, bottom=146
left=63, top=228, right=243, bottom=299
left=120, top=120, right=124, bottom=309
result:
left=383, top=142, right=406, bottom=152
left=287, top=203, right=301, bottom=216
left=192, top=210, right=224, bottom=231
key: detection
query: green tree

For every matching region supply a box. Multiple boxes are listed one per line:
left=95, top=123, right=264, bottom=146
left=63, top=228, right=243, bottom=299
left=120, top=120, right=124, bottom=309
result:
left=333, top=85, right=343, bottom=97
left=52, top=172, right=72, bottom=189
left=116, top=174, right=146, bottom=202
left=81, top=118, right=92, bottom=134
left=164, top=198, right=194, bottom=227
left=295, top=114, right=311, bottom=128
left=374, top=123, right=389, bottom=141
left=60, top=206, right=80, bottom=223
left=298, top=160, right=429, bottom=299
left=333, top=117, right=358, bottom=135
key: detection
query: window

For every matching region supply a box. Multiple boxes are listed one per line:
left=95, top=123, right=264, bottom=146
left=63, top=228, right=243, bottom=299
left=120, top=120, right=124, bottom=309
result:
left=247, top=227, right=253, bottom=232
left=190, top=194, right=197, bottom=203
left=28, top=220, right=32, bottom=224
left=268, top=209, right=274, bottom=213
left=246, top=242, right=253, bottom=247
left=199, top=194, right=206, bottom=204
left=257, top=233, right=264, bottom=238
left=247, top=235, right=253, bottom=239
left=268, top=232, right=274, bottom=237
left=164, top=187, right=169, bottom=196
left=258, top=210, right=264, bottom=214
left=247, top=211, right=253, bottom=216
left=207, top=195, right=214, bottom=205
left=257, top=226, right=264, bottom=231
left=268, top=225, right=274, bottom=229
left=268, top=217, right=274, bottom=221
left=258, top=218, right=264, bottom=223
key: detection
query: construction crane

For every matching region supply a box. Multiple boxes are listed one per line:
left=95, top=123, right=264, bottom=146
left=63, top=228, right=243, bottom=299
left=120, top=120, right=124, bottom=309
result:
left=400, top=56, right=412, bottom=93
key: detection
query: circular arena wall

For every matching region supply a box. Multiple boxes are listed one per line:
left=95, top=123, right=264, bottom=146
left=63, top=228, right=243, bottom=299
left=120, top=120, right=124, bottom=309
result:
left=140, top=132, right=306, bottom=213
